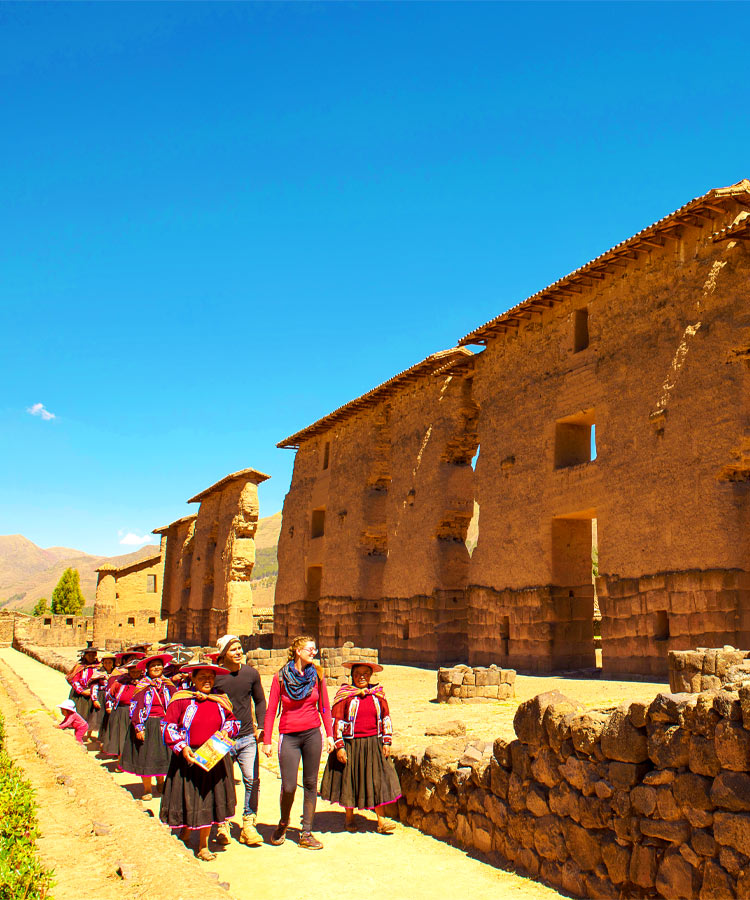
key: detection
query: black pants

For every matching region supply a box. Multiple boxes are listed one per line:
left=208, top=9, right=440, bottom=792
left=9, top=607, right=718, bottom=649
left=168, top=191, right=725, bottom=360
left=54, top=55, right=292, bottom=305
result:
left=278, top=728, right=322, bottom=833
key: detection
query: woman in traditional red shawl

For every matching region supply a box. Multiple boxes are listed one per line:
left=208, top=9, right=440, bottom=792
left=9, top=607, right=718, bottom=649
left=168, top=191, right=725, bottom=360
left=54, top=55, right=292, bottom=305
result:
left=320, top=660, right=401, bottom=833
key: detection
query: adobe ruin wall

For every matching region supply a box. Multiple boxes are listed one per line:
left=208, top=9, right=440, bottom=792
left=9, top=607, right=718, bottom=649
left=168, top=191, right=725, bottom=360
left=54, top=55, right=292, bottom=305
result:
left=93, top=549, right=166, bottom=647
left=393, top=683, right=750, bottom=900
left=436, top=664, right=516, bottom=702
left=156, top=468, right=270, bottom=647
left=276, top=181, right=750, bottom=677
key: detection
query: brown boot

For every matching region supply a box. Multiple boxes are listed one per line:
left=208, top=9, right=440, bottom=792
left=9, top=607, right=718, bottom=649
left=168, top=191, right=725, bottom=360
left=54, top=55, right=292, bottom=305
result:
left=239, top=814, right=262, bottom=846
left=270, top=820, right=288, bottom=846
left=215, top=822, right=231, bottom=845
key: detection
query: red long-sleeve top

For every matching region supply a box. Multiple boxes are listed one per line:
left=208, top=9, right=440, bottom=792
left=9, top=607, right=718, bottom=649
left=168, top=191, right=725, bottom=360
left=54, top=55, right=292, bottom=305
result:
left=70, top=665, right=98, bottom=696
left=108, top=674, right=139, bottom=709
left=264, top=673, right=333, bottom=740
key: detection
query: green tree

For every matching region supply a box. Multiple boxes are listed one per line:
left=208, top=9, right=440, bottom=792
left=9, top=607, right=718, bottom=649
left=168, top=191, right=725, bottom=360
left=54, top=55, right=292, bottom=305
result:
left=31, top=597, right=48, bottom=617
left=50, top=568, right=85, bottom=615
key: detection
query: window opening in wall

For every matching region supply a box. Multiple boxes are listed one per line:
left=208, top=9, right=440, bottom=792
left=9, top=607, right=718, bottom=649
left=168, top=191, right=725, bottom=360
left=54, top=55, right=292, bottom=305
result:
left=148, top=616, right=156, bottom=625
left=554, top=409, right=596, bottom=469
left=655, top=610, right=670, bottom=641
left=466, top=502, right=479, bottom=557
left=44, top=618, right=51, bottom=626
left=402, top=623, right=410, bottom=641
left=573, top=308, right=589, bottom=353
left=127, top=617, right=135, bottom=626
left=311, top=508, right=326, bottom=539
left=304, top=566, right=322, bottom=643
left=470, top=445, right=480, bottom=471
left=500, top=616, right=510, bottom=657
left=550, top=509, right=597, bottom=670
left=592, top=518, right=601, bottom=668
left=591, top=424, right=597, bottom=461
left=323, top=441, right=330, bottom=470
left=66, top=617, right=73, bottom=625
left=334, top=623, right=341, bottom=645
left=147, top=574, right=157, bottom=593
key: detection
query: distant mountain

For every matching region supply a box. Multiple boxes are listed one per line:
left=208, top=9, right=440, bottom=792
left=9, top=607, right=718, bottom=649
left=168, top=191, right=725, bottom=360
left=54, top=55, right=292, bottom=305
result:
left=0, top=535, right=161, bottom=613
left=0, top=511, right=283, bottom=615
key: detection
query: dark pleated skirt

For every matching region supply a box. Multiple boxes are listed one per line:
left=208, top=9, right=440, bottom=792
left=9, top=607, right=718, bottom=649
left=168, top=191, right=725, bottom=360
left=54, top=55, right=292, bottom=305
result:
left=159, top=752, right=236, bottom=830
left=98, top=709, right=111, bottom=744
left=87, top=701, right=105, bottom=732
left=120, top=717, right=170, bottom=777
left=320, top=736, right=402, bottom=810
left=72, top=692, right=93, bottom=723
left=102, top=706, right=130, bottom=758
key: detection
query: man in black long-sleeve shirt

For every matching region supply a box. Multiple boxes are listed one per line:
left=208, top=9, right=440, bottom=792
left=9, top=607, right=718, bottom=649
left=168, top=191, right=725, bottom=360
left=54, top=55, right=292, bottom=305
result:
left=214, top=634, right=267, bottom=846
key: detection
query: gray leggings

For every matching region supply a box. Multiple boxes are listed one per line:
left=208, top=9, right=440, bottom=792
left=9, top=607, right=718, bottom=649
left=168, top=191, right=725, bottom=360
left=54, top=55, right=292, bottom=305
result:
left=278, top=727, right=322, bottom=833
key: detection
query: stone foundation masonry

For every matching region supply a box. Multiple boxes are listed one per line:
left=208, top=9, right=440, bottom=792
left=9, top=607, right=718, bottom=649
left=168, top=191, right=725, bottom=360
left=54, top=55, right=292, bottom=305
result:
left=244, top=642, right=379, bottom=687
left=669, top=647, right=750, bottom=693
left=394, top=681, right=750, bottom=899
left=437, top=664, right=516, bottom=702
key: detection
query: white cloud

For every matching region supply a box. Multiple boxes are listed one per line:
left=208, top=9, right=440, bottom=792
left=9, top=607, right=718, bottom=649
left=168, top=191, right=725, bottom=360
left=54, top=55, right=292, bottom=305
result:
left=119, top=532, right=155, bottom=546
left=27, top=402, right=55, bottom=421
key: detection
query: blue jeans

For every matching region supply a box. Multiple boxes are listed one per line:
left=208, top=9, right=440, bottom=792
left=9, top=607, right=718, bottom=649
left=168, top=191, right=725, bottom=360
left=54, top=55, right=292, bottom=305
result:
left=229, top=734, right=260, bottom=817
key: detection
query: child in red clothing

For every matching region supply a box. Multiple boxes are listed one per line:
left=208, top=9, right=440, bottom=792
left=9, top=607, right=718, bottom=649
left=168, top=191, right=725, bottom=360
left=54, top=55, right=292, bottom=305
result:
left=56, top=700, right=88, bottom=745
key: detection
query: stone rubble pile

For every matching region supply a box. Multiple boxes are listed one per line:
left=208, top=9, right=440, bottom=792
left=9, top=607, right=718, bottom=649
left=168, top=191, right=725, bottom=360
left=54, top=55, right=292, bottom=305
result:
left=669, top=647, right=750, bottom=693
left=436, top=664, right=516, bottom=703
left=394, top=680, right=750, bottom=899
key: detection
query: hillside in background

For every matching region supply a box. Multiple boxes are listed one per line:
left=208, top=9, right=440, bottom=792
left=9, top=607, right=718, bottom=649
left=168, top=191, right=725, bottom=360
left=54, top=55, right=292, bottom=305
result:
left=0, top=511, right=283, bottom=615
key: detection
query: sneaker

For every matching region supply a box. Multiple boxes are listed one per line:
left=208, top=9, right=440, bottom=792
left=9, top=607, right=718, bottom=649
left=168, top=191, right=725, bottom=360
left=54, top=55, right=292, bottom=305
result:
left=215, top=822, right=231, bottom=845
left=239, top=814, right=262, bottom=846
left=270, top=821, right=288, bottom=846
left=299, top=831, right=323, bottom=850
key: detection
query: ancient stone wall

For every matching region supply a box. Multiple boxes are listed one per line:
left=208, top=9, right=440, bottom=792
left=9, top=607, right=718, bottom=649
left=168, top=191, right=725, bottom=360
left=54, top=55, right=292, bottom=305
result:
left=277, top=182, right=750, bottom=675
left=244, top=642, right=379, bottom=687
left=669, top=647, right=750, bottom=693
left=0, top=611, right=16, bottom=647
left=394, top=684, right=750, bottom=899
left=93, top=548, right=166, bottom=647
left=436, top=664, right=516, bottom=702
left=156, top=468, right=269, bottom=647
left=13, top=612, right=92, bottom=646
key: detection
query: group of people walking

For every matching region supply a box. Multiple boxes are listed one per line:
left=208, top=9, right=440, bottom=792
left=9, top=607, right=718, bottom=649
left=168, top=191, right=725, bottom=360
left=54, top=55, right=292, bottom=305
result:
left=58, top=634, right=402, bottom=858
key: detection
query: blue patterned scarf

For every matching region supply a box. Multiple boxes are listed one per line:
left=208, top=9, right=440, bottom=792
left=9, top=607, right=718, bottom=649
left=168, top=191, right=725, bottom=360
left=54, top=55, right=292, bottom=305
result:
left=281, top=660, right=318, bottom=700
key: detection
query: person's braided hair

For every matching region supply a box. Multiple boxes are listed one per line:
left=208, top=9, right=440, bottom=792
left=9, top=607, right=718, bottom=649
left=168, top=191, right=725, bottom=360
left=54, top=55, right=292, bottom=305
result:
left=287, top=635, right=315, bottom=661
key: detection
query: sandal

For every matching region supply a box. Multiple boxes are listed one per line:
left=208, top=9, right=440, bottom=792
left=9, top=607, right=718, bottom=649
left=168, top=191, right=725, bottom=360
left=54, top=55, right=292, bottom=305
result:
left=196, top=848, right=216, bottom=861
left=376, top=821, right=396, bottom=834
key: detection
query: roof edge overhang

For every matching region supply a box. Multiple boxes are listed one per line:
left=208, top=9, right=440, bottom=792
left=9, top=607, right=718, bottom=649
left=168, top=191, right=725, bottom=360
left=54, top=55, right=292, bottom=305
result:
left=187, top=468, right=270, bottom=504
left=276, top=347, right=475, bottom=449
left=152, top=513, right=199, bottom=534
left=459, top=178, right=750, bottom=346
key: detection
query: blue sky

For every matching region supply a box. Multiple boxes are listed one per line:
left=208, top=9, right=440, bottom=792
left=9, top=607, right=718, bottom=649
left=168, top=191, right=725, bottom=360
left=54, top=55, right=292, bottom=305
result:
left=2, top=2, right=749, bottom=556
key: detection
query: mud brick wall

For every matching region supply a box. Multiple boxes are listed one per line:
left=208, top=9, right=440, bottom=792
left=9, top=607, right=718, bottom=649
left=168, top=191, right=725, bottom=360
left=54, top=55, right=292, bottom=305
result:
left=15, top=640, right=78, bottom=676
left=437, top=664, right=516, bottom=702
left=277, top=187, right=750, bottom=677
left=669, top=647, right=750, bottom=693
left=394, top=685, right=750, bottom=899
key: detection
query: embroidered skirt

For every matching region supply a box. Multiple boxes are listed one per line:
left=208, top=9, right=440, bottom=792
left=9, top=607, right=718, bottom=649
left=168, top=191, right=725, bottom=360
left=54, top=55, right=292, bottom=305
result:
left=120, top=717, right=170, bottom=777
left=320, top=735, right=402, bottom=810
left=159, top=752, right=236, bottom=830
left=102, top=706, right=130, bottom=758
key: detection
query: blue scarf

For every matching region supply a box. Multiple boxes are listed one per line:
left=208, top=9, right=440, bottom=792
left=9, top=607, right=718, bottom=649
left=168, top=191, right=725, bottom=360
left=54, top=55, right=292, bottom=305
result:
left=281, top=660, right=318, bottom=700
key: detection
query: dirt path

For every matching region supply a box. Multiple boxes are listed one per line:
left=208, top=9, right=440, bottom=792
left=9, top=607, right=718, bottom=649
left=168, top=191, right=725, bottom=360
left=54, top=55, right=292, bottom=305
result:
left=0, top=648, right=563, bottom=900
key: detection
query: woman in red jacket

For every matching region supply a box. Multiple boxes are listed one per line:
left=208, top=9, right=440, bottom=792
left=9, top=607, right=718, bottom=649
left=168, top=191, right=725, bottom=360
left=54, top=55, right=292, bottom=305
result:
left=160, top=662, right=240, bottom=861
left=120, top=653, right=174, bottom=800
left=262, top=635, right=333, bottom=850
left=102, top=657, right=144, bottom=760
